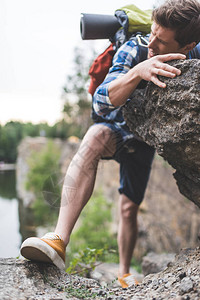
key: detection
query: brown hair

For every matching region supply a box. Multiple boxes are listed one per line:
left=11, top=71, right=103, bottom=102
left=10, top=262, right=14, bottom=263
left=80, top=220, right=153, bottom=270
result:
left=152, top=0, right=200, bottom=47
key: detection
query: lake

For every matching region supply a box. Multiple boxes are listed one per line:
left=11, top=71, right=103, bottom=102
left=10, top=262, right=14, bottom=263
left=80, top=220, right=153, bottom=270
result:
left=0, top=170, right=37, bottom=258
left=0, top=170, right=21, bottom=257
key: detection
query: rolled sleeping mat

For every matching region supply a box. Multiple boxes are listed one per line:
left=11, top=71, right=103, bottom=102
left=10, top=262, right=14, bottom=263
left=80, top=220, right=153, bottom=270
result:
left=80, top=13, right=121, bottom=40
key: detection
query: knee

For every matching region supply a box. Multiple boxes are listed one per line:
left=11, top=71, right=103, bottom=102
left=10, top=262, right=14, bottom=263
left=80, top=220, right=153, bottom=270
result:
left=120, top=196, right=138, bottom=222
left=81, top=125, right=115, bottom=157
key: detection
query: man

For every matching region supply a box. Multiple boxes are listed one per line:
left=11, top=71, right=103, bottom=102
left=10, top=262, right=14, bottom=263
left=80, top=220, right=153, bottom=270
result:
left=21, top=0, right=200, bottom=288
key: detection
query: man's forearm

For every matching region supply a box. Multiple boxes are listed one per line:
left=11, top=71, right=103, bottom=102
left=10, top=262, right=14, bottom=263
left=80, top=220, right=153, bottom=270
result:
left=108, top=67, right=142, bottom=107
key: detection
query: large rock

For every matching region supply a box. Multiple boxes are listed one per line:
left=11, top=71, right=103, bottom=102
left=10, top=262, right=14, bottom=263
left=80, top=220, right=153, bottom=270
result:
left=142, top=252, right=176, bottom=276
left=134, top=156, right=200, bottom=260
left=0, top=258, right=100, bottom=299
left=1, top=247, right=200, bottom=299
left=123, top=59, right=200, bottom=207
left=16, top=137, right=64, bottom=207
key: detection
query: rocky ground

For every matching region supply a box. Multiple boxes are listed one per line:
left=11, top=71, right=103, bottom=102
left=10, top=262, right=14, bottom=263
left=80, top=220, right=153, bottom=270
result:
left=0, top=247, right=200, bottom=299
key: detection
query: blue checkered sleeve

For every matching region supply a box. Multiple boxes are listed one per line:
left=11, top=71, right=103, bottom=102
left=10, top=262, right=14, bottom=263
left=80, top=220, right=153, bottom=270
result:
left=93, top=39, right=140, bottom=116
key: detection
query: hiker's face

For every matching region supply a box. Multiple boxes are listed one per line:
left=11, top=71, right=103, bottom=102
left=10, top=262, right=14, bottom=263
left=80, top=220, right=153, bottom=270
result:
left=148, top=22, right=183, bottom=58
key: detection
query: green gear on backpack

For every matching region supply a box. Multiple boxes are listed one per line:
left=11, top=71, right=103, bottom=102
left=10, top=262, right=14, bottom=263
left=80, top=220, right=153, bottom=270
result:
left=117, top=4, right=152, bottom=34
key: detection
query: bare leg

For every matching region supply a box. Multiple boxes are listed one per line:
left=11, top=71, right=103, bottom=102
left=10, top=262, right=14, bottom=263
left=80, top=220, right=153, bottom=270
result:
left=118, top=194, right=139, bottom=276
left=55, top=124, right=116, bottom=246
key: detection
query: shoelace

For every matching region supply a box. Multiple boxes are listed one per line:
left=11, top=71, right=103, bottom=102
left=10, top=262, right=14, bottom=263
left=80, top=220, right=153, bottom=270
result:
left=42, top=232, right=62, bottom=241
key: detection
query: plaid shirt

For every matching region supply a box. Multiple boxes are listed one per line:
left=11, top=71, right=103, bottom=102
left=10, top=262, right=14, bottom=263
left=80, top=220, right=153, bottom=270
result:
left=93, top=39, right=200, bottom=122
left=93, top=39, right=141, bottom=120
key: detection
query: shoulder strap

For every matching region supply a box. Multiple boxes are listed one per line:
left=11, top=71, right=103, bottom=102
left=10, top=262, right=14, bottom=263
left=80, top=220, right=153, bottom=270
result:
left=132, top=34, right=149, bottom=89
left=129, top=34, right=148, bottom=61
left=189, top=44, right=200, bottom=59
left=138, top=44, right=148, bottom=62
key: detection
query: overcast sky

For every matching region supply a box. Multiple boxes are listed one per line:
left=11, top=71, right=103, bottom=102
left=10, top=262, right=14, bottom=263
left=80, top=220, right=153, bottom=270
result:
left=0, top=0, right=157, bottom=125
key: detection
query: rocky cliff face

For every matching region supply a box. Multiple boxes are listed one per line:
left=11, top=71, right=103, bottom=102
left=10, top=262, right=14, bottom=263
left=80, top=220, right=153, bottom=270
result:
left=1, top=247, right=200, bottom=299
left=123, top=59, right=200, bottom=208
left=16, top=137, right=64, bottom=207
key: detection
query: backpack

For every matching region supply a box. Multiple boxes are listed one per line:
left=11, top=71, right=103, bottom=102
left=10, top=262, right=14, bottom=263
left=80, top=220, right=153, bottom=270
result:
left=88, top=4, right=152, bottom=96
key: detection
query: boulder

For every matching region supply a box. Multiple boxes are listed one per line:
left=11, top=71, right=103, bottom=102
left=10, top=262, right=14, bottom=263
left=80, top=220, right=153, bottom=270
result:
left=1, top=247, right=200, bottom=299
left=141, top=252, right=176, bottom=276
left=16, top=136, right=63, bottom=207
left=123, top=59, right=200, bottom=207
left=0, top=258, right=100, bottom=299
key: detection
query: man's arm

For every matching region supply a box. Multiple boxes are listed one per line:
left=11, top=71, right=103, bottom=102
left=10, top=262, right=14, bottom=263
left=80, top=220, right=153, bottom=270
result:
left=93, top=39, right=139, bottom=116
left=93, top=39, right=186, bottom=116
left=108, top=53, right=186, bottom=107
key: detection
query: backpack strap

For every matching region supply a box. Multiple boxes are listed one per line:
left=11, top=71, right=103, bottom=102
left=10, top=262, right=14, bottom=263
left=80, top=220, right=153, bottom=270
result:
left=129, top=33, right=149, bottom=62
left=131, top=34, right=149, bottom=89
left=189, top=43, right=200, bottom=59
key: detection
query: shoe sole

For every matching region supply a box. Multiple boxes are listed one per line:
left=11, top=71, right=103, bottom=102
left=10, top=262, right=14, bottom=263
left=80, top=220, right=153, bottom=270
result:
left=20, top=237, right=65, bottom=270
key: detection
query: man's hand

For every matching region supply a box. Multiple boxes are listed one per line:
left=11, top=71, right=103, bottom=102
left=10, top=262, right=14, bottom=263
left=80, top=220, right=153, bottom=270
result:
left=108, top=53, right=186, bottom=107
left=136, top=53, right=186, bottom=88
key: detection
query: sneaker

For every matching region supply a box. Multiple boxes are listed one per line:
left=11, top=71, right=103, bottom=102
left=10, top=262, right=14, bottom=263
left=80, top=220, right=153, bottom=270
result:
left=20, top=232, right=66, bottom=270
left=118, top=273, right=139, bottom=288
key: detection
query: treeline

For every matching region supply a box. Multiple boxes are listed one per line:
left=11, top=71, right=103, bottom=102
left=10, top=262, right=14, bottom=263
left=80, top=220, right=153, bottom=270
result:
left=0, top=45, right=95, bottom=163
left=0, top=119, right=82, bottom=163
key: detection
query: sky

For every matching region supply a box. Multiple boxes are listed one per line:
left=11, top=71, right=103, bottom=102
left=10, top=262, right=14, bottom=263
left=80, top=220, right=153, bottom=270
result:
left=0, top=0, right=157, bottom=125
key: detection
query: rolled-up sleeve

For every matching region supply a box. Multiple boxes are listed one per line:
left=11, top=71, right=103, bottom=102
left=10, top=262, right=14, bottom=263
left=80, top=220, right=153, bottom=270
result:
left=93, top=39, right=139, bottom=116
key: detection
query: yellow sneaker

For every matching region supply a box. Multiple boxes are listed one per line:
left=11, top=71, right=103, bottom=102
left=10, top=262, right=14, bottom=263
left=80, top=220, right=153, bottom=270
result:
left=118, top=273, right=139, bottom=288
left=20, top=232, right=66, bottom=270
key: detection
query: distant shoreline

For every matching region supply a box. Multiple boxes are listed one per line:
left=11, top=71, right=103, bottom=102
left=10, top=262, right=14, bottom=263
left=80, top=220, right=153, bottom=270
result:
left=0, top=163, right=16, bottom=171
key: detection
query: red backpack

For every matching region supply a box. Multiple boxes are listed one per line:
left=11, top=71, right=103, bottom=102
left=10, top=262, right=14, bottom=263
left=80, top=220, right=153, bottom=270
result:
left=88, top=43, right=116, bottom=96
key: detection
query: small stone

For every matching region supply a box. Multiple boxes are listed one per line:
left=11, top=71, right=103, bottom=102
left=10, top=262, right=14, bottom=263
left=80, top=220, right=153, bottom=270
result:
left=187, top=269, right=192, bottom=276
left=177, top=268, right=183, bottom=272
left=170, top=292, right=177, bottom=297
left=179, top=272, right=186, bottom=280
left=191, top=275, right=199, bottom=281
left=179, top=277, right=194, bottom=295
left=156, top=286, right=165, bottom=293
left=98, top=289, right=107, bottom=296
left=165, top=281, right=172, bottom=289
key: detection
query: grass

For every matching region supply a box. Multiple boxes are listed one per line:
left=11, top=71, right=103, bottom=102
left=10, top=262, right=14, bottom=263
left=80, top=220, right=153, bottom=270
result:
left=65, top=284, right=99, bottom=299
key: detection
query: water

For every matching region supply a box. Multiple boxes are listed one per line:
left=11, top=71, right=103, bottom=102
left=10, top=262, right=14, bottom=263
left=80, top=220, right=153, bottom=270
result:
left=0, top=169, right=52, bottom=258
left=0, top=170, right=22, bottom=258
left=0, top=196, right=21, bottom=257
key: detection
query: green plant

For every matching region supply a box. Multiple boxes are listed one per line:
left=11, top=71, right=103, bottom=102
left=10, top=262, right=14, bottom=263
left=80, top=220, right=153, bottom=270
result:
left=66, top=247, right=116, bottom=277
left=26, top=140, right=62, bottom=225
left=67, top=190, right=118, bottom=269
left=65, top=283, right=98, bottom=299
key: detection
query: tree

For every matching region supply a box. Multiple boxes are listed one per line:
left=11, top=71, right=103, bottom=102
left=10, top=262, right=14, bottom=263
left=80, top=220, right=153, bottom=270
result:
left=0, top=120, right=71, bottom=163
left=62, top=45, right=97, bottom=138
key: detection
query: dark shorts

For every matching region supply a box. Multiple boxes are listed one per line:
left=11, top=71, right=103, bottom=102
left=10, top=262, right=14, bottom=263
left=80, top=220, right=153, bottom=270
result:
left=93, top=122, right=155, bottom=205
